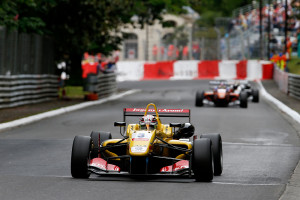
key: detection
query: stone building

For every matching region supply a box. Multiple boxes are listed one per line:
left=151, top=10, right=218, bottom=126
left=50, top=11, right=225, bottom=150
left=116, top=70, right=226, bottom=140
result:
left=119, top=10, right=199, bottom=61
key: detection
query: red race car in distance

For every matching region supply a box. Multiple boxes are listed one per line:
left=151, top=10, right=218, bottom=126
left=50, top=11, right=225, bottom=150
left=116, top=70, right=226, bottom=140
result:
left=195, top=81, right=248, bottom=108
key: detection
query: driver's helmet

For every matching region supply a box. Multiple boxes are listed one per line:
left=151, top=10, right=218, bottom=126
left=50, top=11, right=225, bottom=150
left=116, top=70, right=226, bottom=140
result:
left=219, top=82, right=226, bottom=89
left=233, top=81, right=240, bottom=90
left=139, top=115, right=158, bottom=130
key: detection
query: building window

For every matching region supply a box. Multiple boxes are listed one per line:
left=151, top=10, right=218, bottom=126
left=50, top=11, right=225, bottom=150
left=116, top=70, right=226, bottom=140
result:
left=123, top=33, right=138, bottom=59
left=162, top=20, right=177, bottom=28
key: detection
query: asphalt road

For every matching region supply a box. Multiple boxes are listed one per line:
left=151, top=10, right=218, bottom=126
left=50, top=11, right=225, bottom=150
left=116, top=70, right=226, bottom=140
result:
left=0, top=80, right=299, bottom=200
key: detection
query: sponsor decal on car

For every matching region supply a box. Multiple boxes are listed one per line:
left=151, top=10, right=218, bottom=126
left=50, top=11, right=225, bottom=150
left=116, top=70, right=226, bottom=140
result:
left=126, top=108, right=189, bottom=113
left=132, top=138, right=149, bottom=141
left=131, top=146, right=147, bottom=153
left=132, top=131, right=152, bottom=141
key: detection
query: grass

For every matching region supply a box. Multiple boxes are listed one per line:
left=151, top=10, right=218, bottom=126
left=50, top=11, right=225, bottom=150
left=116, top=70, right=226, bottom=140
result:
left=287, top=56, right=300, bottom=75
left=59, top=86, right=88, bottom=98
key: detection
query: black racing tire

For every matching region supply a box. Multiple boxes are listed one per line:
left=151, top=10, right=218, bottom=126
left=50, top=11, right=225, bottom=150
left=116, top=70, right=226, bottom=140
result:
left=192, top=138, right=214, bottom=182
left=90, top=131, right=112, bottom=159
left=71, top=136, right=91, bottom=178
left=195, top=91, right=204, bottom=107
left=239, top=91, right=248, bottom=108
left=252, top=89, right=259, bottom=103
left=200, top=134, right=223, bottom=176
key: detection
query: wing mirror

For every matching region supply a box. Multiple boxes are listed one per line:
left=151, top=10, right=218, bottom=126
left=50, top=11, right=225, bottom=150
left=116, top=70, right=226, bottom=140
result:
left=114, top=122, right=126, bottom=127
left=170, top=123, right=182, bottom=128
left=114, top=122, right=127, bottom=138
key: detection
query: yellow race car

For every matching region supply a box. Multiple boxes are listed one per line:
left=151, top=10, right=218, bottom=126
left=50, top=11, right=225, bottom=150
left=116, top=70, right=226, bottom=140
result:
left=71, top=103, right=223, bottom=182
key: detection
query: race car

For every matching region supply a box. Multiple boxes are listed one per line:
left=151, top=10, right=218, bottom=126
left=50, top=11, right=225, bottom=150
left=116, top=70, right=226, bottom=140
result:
left=233, top=80, right=259, bottom=103
left=195, top=81, right=248, bottom=108
left=71, top=103, right=223, bottom=182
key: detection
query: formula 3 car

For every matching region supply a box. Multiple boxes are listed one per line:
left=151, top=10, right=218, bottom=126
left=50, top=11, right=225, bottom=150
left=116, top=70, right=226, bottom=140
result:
left=71, top=103, right=223, bottom=182
left=234, top=80, right=259, bottom=103
left=195, top=81, right=248, bottom=108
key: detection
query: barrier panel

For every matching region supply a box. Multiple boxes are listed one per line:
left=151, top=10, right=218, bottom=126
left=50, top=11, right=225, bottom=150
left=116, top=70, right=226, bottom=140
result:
left=0, top=74, right=59, bottom=109
left=236, top=60, right=247, bottom=79
left=116, top=61, right=144, bottom=81
left=218, top=60, right=238, bottom=79
left=262, top=63, right=274, bottom=79
left=274, top=64, right=288, bottom=94
left=143, top=62, right=158, bottom=80
left=247, top=60, right=263, bottom=80
left=116, top=60, right=274, bottom=81
left=172, top=61, right=198, bottom=80
left=144, top=61, right=174, bottom=80
left=197, top=61, right=219, bottom=79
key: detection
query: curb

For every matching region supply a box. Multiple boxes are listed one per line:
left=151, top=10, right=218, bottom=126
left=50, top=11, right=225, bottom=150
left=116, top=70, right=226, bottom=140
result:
left=0, top=89, right=140, bottom=132
left=257, top=81, right=300, bottom=124
left=257, top=80, right=300, bottom=200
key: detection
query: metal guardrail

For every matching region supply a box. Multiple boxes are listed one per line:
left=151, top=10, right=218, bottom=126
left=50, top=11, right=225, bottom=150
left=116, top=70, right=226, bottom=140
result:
left=288, top=74, right=300, bottom=99
left=84, top=73, right=117, bottom=97
left=0, top=74, right=59, bottom=109
left=273, top=64, right=300, bottom=99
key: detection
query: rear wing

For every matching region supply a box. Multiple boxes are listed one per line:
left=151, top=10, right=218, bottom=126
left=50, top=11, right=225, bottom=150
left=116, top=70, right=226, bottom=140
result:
left=123, top=108, right=191, bottom=122
left=209, top=80, right=229, bottom=86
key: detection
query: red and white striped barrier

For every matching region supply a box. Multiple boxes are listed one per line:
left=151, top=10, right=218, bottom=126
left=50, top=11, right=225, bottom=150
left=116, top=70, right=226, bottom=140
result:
left=116, top=60, right=274, bottom=82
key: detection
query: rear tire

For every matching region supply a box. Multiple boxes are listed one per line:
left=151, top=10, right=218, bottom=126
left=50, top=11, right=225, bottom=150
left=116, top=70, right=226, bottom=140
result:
left=252, top=89, right=259, bottom=103
left=200, top=134, right=223, bottom=175
left=192, top=138, right=214, bottom=182
left=239, top=92, right=248, bottom=108
left=195, top=91, right=204, bottom=107
left=71, top=136, right=91, bottom=178
left=90, top=131, right=112, bottom=158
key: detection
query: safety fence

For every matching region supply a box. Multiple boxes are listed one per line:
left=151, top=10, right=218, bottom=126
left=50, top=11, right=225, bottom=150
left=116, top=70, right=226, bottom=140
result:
left=84, top=73, right=117, bottom=97
left=116, top=60, right=274, bottom=82
left=0, top=74, right=59, bottom=109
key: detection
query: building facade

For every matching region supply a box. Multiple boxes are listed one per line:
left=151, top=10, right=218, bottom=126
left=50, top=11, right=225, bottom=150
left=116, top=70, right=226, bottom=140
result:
left=119, top=13, right=198, bottom=61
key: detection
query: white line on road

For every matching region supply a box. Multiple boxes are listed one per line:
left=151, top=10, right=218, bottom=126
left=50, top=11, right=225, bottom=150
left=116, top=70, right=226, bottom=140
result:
left=213, top=181, right=283, bottom=186
left=223, top=142, right=295, bottom=147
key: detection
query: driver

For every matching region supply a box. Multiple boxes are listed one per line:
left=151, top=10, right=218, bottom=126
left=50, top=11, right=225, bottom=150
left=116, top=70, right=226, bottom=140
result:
left=139, top=115, right=158, bottom=130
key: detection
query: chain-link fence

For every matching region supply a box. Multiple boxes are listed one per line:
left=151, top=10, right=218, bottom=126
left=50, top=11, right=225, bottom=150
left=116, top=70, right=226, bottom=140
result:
left=0, top=26, right=55, bottom=75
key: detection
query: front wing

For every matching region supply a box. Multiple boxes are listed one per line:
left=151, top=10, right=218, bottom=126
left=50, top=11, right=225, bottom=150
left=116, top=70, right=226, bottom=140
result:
left=88, top=157, right=192, bottom=177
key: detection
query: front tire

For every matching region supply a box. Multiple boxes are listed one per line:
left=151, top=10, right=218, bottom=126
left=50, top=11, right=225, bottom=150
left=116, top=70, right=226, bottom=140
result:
left=71, top=136, right=91, bottom=178
left=252, top=89, right=259, bottom=102
left=195, top=91, right=204, bottom=107
left=200, top=134, right=223, bottom=175
left=90, top=131, right=112, bottom=158
left=239, top=92, right=248, bottom=108
left=192, top=138, right=214, bottom=182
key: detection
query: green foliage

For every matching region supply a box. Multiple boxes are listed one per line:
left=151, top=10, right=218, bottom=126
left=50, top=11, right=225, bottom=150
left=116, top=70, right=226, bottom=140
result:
left=163, top=25, right=189, bottom=46
left=196, top=11, right=222, bottom=27
left=191, top=0, right=253, bottom=27
left=191, top=0, right=252, bottom=17
left=0, top=0, right=189, bottom=84
left=194, top=27, right=220, bottom=39
left=0, top=0, right=46, bottom=33
left=287, top=56, right=300, bottom=75
left=0, top=0, right=188, bottom=57
left=131, top=0, right=188, bottom=27
left=0, top=1, right=18, bottom=29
